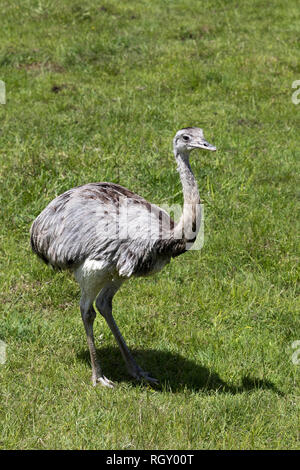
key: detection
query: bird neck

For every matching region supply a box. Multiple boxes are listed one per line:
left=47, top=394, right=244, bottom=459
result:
left=173, top=150, right=201, bottom=243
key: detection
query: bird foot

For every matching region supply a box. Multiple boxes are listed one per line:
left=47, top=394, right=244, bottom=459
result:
left=92, top=375, right=115, bottom=388
left=130, top=367, right=159, bottom=385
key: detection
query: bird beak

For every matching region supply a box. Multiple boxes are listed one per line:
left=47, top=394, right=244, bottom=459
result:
left=191, top=139, right=217, bottom=151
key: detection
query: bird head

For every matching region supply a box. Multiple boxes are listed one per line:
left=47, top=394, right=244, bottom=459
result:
left=173, top=127, right=216, bottom=156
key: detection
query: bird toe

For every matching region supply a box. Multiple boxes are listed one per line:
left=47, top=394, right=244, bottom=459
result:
left=131, top=368, right=159, bottom=385
left=93, top=375, right=115, bottom=388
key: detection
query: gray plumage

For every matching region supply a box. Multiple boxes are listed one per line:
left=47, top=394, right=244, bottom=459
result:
left=30, top=127, right=216, bottom=387
left=31, top=182, right=182, bottom=276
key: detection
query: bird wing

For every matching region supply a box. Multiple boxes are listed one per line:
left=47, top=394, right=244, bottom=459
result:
left=30, top=182, right=175, bottom=275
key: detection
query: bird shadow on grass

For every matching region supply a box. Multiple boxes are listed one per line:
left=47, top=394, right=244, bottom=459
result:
left=77, top=346, right=283, bottom=395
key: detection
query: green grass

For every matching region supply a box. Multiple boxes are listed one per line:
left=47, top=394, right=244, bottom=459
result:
left=0, top=0, right=299, bottom=450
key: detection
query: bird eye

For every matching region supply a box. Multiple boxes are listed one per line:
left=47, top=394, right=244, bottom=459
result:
left=182, top=135, right=190, bottom=141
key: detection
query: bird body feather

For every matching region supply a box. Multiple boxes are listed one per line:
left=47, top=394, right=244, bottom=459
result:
left=30, top=182, right=181, bottom=278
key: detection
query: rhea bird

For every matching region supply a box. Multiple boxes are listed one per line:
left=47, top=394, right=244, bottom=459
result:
left=30, top=127, right=216, bottom=387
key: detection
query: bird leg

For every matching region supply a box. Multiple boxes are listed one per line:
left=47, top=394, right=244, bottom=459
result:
left=80, top=296, right=114, bottom=388
left=96, top=282, right=158, bottom=384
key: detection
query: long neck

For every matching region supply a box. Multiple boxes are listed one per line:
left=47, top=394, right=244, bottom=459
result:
left=173, top=150, right=201, bottom=243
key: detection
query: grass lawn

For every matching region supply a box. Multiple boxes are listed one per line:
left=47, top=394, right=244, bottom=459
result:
left=0, top=0, right=299, bottom=450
